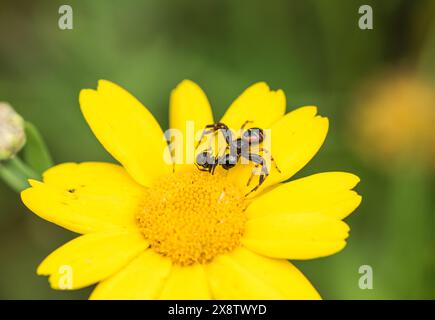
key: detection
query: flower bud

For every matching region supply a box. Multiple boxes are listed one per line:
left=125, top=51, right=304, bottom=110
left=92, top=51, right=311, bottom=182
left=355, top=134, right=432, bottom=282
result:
left=0, top=102, right=26, bottom=160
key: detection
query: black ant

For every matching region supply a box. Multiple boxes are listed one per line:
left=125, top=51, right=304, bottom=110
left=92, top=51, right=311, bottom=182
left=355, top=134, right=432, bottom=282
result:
left=195, top=121, right=281, bottom=196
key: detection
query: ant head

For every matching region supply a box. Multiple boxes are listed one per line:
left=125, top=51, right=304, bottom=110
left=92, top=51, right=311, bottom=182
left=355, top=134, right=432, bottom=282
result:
left=220, top=154, right=238, bottom=170
left=242, top=128, right=264, bottom=145
left=196, top=150, right=215, bottom=167
left=221, top=163, right=236, bottom=170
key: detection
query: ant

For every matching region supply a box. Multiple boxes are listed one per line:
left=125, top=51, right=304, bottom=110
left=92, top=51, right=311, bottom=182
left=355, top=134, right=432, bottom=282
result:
left=195, top=120, right=281, bottom=196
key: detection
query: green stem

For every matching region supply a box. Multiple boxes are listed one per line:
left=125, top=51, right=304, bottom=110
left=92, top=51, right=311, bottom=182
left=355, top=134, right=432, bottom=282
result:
left=9, top=156, right=40, bottom=180
left=0, top=156, right=40, bottom=192
left=23, top=121, right=54, bottom=173
left=0, top=163, right=27, bottom=192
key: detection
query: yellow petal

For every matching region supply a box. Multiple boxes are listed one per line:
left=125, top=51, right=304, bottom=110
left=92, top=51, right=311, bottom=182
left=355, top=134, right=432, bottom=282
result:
left=247, top=172, right=362, bottom=220
left=263, top=106, right=328, bottom=185
left=159, top=264, right=211, bottom=300
left=242, top=212, right=349, bottom=260
left=228, top=106, right=329, bottom=196
left=21, top=162, right=146, bottom=234
left=79, top=80, right=171, bottom=186
left=206, top=254, right=281, bottom=299
left=169, top=80, right=214, bottom=170
left=231, top=248, right=320, bottom=299
left=220, top=82, right=286, bottom=129
left=90, top=250, right=171, bottom=300
left=37, top=230, right=148, bottom=290
left=206, top=248, right=320, bottom=299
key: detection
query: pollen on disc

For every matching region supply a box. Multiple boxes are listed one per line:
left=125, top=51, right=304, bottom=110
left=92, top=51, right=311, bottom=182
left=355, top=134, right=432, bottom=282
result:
left=136, top=169, right=248, bottom=266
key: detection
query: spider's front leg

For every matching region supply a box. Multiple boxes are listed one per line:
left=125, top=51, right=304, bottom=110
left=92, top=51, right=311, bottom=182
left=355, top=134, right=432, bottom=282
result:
left=164, top=131, right=176, bottom=173
left=258, top=147, right=281, bottom=173
left=240, top=120, right=254, bottom=131
left=195, top=125, right=215, bottom=150
left=244, top=153, right=269, bottom=196
left=195, top=123, right=232, bottom=150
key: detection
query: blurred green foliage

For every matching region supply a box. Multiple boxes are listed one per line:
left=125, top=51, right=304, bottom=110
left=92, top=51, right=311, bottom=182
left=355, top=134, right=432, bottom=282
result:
left=0, top=0, right=434, bottom=299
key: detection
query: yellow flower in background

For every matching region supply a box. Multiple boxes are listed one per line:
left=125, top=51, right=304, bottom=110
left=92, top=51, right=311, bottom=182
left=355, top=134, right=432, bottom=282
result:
left=351, top=71, right=435, bottom=167
left=21, top=80, right=361, bottom=299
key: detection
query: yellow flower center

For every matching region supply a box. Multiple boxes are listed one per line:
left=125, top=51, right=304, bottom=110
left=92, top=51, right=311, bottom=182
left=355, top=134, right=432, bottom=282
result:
left=136, top=168, right=248, bottom=266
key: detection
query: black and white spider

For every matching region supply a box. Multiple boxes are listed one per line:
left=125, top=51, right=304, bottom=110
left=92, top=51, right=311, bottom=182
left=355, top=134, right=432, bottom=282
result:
left=195, top=121, right=280, bottom=195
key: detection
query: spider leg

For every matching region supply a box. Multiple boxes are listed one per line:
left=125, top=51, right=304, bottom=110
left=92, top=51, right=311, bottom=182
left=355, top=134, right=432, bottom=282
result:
left=211, top=156, right=219, bottom=175
left=216, top=130, right=233, bottom=161
left=194, top=163, right=210, bottom=172
left=165, top=134, right=176, bottom=173
left=245, top=172, right=267, bottom=196
left=246, top=164, right=260, bottom=186
left=196, top=123, right=233, bottom=153
left=244, top=153, right=269, bottom=196
left=220, top=127, right=233, bottom=146
left=217, top=144, right=229, bottom=165
left=259, top=147, right=281, bottom=173
left=240, top=120, right=254, bottom=131
left=195, top=126, right=215, bottom=149
left=213, top=124, right=233, bottom=167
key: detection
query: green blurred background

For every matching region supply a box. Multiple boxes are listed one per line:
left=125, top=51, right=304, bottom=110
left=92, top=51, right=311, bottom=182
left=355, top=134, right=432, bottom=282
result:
left=0, top=0, right=434, bottom=299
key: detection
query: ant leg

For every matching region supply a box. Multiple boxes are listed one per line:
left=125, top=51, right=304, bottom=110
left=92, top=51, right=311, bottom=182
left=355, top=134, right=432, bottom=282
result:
left=240, top=120, right=254, bottom=131
left=211, top=157, right=219, bottom=175
left=259, top=147, right=281, bottom=173
left=194, top=163, right=210, bottom=172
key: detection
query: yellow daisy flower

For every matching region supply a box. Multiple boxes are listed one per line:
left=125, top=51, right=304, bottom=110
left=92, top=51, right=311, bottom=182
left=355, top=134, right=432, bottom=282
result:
left=21, top=80, right=361, bottom=299
left=351, top=71, right=435, bottom=167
